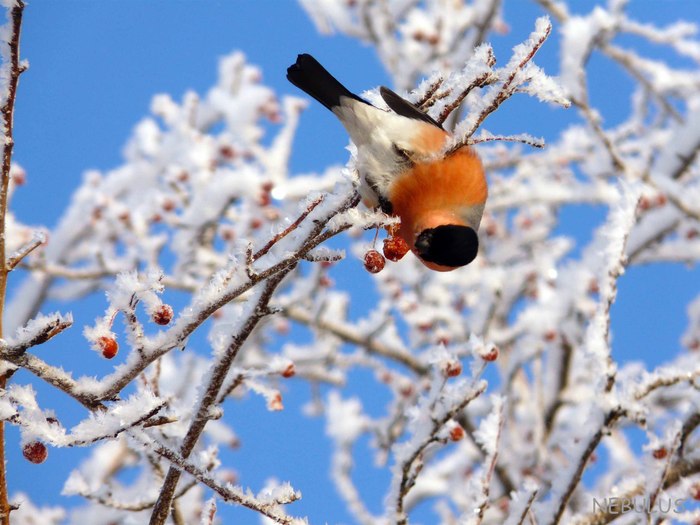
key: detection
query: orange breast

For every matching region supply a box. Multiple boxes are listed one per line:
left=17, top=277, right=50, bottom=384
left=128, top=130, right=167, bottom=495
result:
left=389, top=147, right=487, bottom=239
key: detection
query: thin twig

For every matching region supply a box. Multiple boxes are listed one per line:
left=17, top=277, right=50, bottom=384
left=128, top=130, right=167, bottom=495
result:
left=6, top=232, right=45, bottom=271
left=395, top=383, right=487, bottom=524
left=548, top=408, right=625, bottom=525
left=284, top=305, right=428, bottom=375
left=446, top=20, right=552, bottom=155
left=254, top=196, right=324, bottom=261
left=437, top=69, right=495, bottom=125
left=143, top=432, right=303, bottom=525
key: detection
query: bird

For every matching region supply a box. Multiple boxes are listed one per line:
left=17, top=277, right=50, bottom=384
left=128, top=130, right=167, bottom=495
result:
left=286, top=53, right=487, bottom=271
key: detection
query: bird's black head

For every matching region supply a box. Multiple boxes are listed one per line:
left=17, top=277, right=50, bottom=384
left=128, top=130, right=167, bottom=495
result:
left=414, top=225, right=479, bottom=268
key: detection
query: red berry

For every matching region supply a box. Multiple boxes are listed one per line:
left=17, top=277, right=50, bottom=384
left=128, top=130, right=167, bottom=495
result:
left=219, top=145, right=236, bottom=159
left=162, top=199, right=176, bottom=212
left=12, top=169, right=26, bottom=186
left=98, top=336, right=119, bottom=359
left=250, top=218, right=263, bottom=230
left=443, top=360, right=462, bottom=378
left=519, top=217, right=533, bottom=229
left=638, top=196, right=652, bottom=211
left=268, top=392, right=284, bottom=411
left=449, top=425, right=465, bottom=441
left=652, top=447, right=668, bottom=459
left=399, top=384, right=414, bottom=398
left=484, top=221, right=498, bottom=237
left=22, top=441, right=48, bottom=464
left=259, top=192, right=272, bottom=206
left=481, top=346, right=499, bottom=362
left=364, top=250, right=385, bottom=274
left=690, top=482, right=700, bottom=500
left=385, top=223, right=400, bottom=237
left=382, top=236, right=410, bottom=262
left=588, top=279, right=600, bottom=294
left=220, top=227, right=235, bottom=242
left=543, top=330, right=558, bottom=342
left=281, top=363, right=295, bottom=378
left=152, top=304, right=174, bottom=326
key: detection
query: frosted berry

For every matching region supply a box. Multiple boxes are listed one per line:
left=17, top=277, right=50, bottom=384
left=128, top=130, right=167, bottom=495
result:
left=12, top=169, right=26, bottom=186
left=364, top=250, right=385, bottom=274
left=383, top=236, right=410, bottom=262
left=219, top=145, right=236, bottom=159
left=22, top=441, right=48, bottom=464
left=98, top=336, right=119, bottom=359
left=443, top=361, right=462, bottom=378
left=638, top=196, right=652, bottom=211
left=449, top=425, right=465, bottom=441
left=690, top=482, right=700, bottom=500
left=281, top=363, right=296, bottom=378
left=152, top=304, right=174, bottom=326
left=268, top=392, right=284, bottom=411
left=652, top=447, right=668, bottom=460
left=481, top=346, right=499, bottom=362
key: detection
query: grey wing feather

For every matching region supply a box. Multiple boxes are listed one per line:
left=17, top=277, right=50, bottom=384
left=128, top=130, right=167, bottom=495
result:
left=379, top=86, right=443, bottom=129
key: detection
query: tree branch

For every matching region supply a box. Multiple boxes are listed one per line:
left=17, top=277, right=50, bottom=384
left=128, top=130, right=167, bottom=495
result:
left=0, top=3, right=26, bottom=521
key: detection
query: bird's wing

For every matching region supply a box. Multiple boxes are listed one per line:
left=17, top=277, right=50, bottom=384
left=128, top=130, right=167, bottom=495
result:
left=379, top=86, right=443, bottom=129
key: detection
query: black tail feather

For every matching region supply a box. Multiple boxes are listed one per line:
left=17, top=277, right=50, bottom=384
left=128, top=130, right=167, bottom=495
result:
left=287, top=54, right=367, bottom=111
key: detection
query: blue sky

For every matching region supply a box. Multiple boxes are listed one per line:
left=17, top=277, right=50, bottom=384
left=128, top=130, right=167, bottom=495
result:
left=7, top=1, right=700, bottom=524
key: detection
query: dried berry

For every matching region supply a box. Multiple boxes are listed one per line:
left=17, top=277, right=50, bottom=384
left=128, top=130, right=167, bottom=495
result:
left=22, top=441, right=48, bottom=464
left=364, top=250, right=385, bottom=274
left=152, top=304, right=174, bottom=326
left=98, top=336, right=118, bottom=359
left=382, top=236, right=410, bottom=262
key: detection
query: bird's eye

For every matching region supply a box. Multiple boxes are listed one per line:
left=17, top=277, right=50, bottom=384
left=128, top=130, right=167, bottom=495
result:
left=392, top=144, right=412, bottom=164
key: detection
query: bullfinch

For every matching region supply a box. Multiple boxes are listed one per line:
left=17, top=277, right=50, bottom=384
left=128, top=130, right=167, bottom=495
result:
left=287, top=54, right=487, bottom=271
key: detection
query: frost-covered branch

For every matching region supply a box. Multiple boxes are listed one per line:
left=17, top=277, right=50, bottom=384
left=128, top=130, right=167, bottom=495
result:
left=6, top=2, right=700, bottom=524
left=142, top=433, right=305, bottom=525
